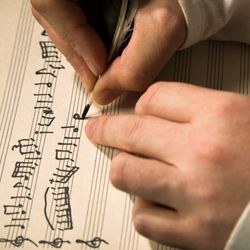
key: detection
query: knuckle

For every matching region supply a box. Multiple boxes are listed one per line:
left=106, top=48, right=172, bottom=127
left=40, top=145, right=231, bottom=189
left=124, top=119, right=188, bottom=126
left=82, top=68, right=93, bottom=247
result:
left=214, top=96, right=235, bottom=117
left=146, top=2, right=182, bottom=36
left=133, top=211, right=148, bottom=237
left=150, top=6, right=173, bottom=30
left=110, top=153, right=127, bottom=189
left=195, top=138, right=226, bottom=165
left=212, top=93, right=248, bottom=118
left=135, top=82, right=162, bottom=113
left=123, top=117, right=143, bottom=151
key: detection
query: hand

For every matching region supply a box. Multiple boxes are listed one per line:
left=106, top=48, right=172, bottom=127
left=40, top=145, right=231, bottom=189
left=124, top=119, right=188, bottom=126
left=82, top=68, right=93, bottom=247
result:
left=31, top=0, right=107, bottom=92
left=31, top=0, right=186, bottom=104
left=85, top=82, right=250, bottom=250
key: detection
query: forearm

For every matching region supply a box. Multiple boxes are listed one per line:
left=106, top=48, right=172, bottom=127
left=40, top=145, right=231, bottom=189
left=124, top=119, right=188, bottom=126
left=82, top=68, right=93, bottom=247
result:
left=178, top=0, right=250, bottom=47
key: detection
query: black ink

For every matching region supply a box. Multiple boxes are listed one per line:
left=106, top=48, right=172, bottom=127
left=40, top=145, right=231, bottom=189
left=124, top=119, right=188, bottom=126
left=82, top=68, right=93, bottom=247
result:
left=44, top=187, right=73, bottom=230
left=52, top=166, right=79, bottom=183
left=36, top=68, right=57, bottom=78
left=4, top=204, right=22, bottom=215
left=12, top=138, right=40, bottom=155
left=73, top=113, right=82, bottom=120
left=73, top=104, right=91, bottom=120
left=25, top=157, right=42, bottom=160
left=37, top=100, right=53, bottom=104
left=12, top=161, right=36, bottom=180
left=13, top=182, right=31, bottom=190
left=34, top=93, right=52, bottom=98
left=11, top=195, right=32, bottom=200
left=81, top=103, right=91, bottom=119
left=35, top=81, right=52, bottom=88
left=64, top=136, right=80, bottom=140
left=43, top=107, right=53, bottom=115
left=55, top=149, right=73, bottom=161
left=76, top=237, right=109, bottom=248
left=4, top=224, right=25, bottom=229
left=41, top=30, right=48, bottom=36
left=44, top=187, right=55, bottom=230
left=35, top=131, right=54, bottom=134
left=13, top=182, right=24, bottom=188
left=53, top=188, right=70, bottom=205
left=12, top=217, right=29, bottom=221
left=38, top=114, right=55, bottom=127
left=39, top=41, right=58, bottom=59
left=39, top=238, right=70, bottom=248
left=34, top=106, right=50, bottom=110
left=49, top=64, right=65, bottom=70
left=61, top=125, right=75, bottom=129
left=0, top=236, right=37, bottom=247
left=54, top=187, right=73, bottom=230
left=61, top=126, right=79, bottom=133
left=45, top=59, right=62, bottom=63
left=58, top=142, right=77, bottom=147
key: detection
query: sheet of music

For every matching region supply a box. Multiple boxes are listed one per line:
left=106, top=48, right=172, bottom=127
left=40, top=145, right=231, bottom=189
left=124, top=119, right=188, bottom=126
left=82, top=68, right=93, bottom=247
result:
left=0, top=1, right=249, bottom=250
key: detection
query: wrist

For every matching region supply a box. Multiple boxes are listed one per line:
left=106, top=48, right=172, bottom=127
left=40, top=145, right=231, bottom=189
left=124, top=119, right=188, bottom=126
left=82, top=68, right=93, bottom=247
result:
left=171, top=0, right=188, bottom=49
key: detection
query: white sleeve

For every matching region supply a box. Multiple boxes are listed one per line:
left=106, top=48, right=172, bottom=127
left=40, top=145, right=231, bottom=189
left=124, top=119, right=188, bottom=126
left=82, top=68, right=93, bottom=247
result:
left=178, top=0, right=250, bottom=48
left=224, top=202, right=250, bottom=250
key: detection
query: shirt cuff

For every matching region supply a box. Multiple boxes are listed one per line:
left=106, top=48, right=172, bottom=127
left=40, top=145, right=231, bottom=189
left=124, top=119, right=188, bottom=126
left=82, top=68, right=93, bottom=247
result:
left=178, top=0, right=206, bottom=49
left=224, top=202, right=250, bottom=250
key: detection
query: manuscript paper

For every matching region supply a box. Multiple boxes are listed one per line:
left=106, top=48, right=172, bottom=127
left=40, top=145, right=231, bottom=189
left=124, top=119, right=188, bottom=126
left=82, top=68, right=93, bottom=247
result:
left=0, top=1, right=249, bottom=249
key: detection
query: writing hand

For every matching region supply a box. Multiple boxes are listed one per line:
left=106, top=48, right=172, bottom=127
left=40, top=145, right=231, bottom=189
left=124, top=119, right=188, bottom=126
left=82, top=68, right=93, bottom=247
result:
left=31, top=0, right=107, bottom=92
left=31, top=0, right=186, bottom=104
left=92, top=0, right=186, bottom=104
left=85, top=82, right=250, bottom=250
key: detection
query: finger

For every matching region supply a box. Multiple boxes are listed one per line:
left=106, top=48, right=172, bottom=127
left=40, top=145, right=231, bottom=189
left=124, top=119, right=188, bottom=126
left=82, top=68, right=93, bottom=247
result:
left=85, top=115, right=188, bottom=163
left=32, top=7, right=97, bottom=91
left=133, top=198, right=187, bottom=249
left=93, top=0, right=186, bottom=104
left=110, top=152, right=183, bottom=207
left=31, top=0, right=107, bottom=88
left=135, top=82, right=217, bottom=122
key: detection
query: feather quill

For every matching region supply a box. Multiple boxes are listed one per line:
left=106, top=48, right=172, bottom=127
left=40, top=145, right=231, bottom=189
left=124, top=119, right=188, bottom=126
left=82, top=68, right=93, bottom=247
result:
left=109, top=0, right=138, bottom=61
left=82, top=0, right=138, bottom=119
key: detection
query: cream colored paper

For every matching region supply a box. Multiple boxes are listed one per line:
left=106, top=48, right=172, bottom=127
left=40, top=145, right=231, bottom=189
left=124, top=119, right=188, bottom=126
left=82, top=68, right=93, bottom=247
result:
left=0, top=1, right=249, bottom=250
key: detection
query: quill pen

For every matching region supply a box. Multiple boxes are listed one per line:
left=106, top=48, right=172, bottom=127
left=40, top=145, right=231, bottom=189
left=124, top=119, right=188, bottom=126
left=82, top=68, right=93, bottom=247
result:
left=80, top=0, right=138, bottom=119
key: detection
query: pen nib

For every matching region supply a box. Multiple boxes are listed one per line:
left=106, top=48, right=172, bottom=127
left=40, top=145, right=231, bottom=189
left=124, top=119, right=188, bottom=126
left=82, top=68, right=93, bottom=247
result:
left=81, top=104, right=91, bottom=120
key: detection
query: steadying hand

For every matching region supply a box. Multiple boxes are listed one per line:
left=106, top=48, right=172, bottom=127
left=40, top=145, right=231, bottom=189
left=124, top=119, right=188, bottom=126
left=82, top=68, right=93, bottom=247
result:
left=31, top=0, right=186, bottom=104
left=85, top=82, right=250, bottom=250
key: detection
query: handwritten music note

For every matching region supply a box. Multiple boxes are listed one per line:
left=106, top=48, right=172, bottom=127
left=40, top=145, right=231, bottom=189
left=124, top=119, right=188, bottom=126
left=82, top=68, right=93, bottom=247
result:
left=2, top=2, right=248, bottom=250
left=0, top=236, right=38, bottom=247
left=76, top=237, right=109, bottom=248
left=44, top=187, right=73, bottom=230
left=39, top=238, right=70, bottom=248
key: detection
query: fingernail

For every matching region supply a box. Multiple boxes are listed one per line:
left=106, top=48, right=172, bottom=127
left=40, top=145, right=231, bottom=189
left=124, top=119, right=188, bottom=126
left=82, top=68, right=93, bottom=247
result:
left=79, top=61, right=98, bottom=92
left=85, top=118, right=97, bottom=138
left=81, top=73, right=98, bottom=92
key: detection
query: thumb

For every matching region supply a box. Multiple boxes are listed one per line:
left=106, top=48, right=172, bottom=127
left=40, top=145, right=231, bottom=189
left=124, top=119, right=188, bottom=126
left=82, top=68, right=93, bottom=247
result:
left=93, top=0, right=186, bottom=105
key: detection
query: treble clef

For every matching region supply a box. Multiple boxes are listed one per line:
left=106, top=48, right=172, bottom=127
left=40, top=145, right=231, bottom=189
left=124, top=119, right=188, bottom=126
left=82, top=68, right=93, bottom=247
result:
left=39, top=237, right=71, bottom=248
left=0, top=236, right=38, bottom=247
left=76, top=237, right=109, bottom=248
